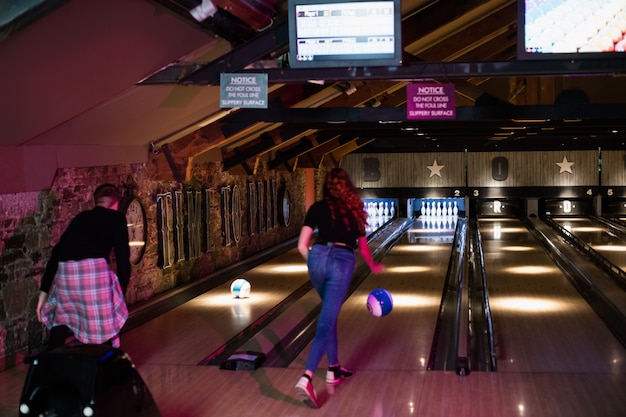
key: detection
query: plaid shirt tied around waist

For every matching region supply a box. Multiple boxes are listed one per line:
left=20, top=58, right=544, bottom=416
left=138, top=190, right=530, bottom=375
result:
left=41, top=258, right=128, bottom=346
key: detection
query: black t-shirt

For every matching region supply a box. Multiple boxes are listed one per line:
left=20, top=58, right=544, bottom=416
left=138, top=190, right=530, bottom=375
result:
left=303, top=200, right=363, bottom=249
left=41, top=206, right=131, bottom=294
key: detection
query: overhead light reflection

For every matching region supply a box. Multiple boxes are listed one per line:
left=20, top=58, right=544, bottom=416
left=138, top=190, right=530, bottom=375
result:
left=385, top=265, right=431, bottom=273
left=504, top=265, right=558, bottom=274
left=481, top=226, right=527, bottom=239
left=570, top=226, right=604, bottom=233
left=389, top=293, right=440, bottom=308
left=393, top=244, right=450, bottom=252
left=490, top=296, right=569, bottom=313
left=255, top=264, right=308, bottom=274
left=494, top=227, right=527, bottom=233
left=501, top=246, right=535, bottom=252
left=593, top=245, right=626, bottom=252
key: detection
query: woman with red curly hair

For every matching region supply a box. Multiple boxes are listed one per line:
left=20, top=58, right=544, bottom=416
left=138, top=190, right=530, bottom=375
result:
left=295, top=167, right=385, bottom=408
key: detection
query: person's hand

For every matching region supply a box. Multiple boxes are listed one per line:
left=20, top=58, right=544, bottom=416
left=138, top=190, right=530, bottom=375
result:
left=36, top=292, right=48, bottom=322
left=370, top=263, right=386, bottom=274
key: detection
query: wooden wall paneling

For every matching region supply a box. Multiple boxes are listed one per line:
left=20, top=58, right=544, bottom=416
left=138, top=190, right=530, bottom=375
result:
left=468, top=150, right=599, bottom=188
left=347, top=149, right=600, bottom=190
left=539, top=150, right=598, bottom=187
left=468, top=151, right=552, bottom=187
left=468, top=151, right=523, bottom=187
left=412, top=152, right=465, bottom=188
left=601, top=150, right=626, bottom=187
left=343, top=152, right=466, bottom=188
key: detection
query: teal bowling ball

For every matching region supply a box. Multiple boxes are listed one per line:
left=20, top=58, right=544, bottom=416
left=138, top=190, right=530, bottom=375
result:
left=230, top=278, right=251, bottom=298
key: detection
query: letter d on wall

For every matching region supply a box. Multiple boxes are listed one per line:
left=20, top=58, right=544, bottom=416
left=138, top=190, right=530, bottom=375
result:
left=363, top=158, right=381, bottom=181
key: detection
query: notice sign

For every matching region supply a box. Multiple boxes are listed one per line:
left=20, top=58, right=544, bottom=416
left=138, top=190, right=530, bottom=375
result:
left=220, top=73, right=268, bottom=109
left=406, top=83, right=456, bottom=120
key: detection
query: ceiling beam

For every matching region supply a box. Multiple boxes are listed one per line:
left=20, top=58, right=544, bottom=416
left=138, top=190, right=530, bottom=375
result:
left=402, top=0, right=491, bottom=52
left=222, top=132, right=276, bottom=171
left=141, top=57, right=626, bottom=86
left=213, top=103, right=626, bottom=124
left=323, top=137, right=376, bottom=168
left=268, top=131, right=346, bottom=170
left=239, top=59, right=626, bottom=85
left=181, top=19, right=288, bottom=86
left=417, top=3, right=517, bottom=61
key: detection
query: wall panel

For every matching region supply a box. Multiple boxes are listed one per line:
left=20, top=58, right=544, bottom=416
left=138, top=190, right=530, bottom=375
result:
left=467, top=150, right=598, bottom=187
left=601, top=150, right=626, bottom=187
left=343, top=152, right=466, bottom=188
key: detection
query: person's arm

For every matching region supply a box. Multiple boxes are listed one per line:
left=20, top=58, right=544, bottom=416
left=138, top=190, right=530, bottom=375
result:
left=40, top=242, right=61, bottom=293
left=298, top=226, right=314, bottom=261
left=38, top=236, right=63, bottom=322
left=357, top=235, right=385, bottom=273
left=36, top=291, right=48, bottom=322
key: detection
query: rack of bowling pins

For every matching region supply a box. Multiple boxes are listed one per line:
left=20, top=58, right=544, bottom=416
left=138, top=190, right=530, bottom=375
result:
left=419, top=199, right=459, bottom=218
left=363, top=198, right=398, bottom=234
left=414, top=198, right=461, bottom=238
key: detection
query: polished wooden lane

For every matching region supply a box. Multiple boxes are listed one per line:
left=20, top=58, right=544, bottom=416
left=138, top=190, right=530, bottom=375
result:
left=289, top=229, right=454, bottom=373
left=121, top=249, right=311, bottom=366
left=552, top=216, right=626, bottom=272
left=1, top=218, right=626, bottom=417
left=479, top=218, right=626, bottom=374
left=3, top=359, right=625, bottom=416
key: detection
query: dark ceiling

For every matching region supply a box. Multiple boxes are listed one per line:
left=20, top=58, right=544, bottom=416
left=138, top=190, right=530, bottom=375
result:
left=1, top=0, right=626, bottom=182
left=141, top=0, right=626, bottom=174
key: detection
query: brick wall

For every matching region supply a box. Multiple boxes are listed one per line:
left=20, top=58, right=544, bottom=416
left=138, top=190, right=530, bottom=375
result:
left=0, top=162, right=307, bottom=369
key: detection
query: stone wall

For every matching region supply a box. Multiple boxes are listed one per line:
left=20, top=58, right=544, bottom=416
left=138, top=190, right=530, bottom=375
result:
left=0, top=191, right=55, bottom=369
left=0, top=161, right=307, bottom=369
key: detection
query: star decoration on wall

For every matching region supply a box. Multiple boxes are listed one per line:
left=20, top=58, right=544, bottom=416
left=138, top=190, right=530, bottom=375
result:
left=556, top=156, right=575, bottom=174
left=427, top=159, right=445, bottom=177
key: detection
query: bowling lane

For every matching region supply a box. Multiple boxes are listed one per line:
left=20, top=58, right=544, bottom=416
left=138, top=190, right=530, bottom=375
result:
left=552, top=216, right=626, bottom=273
left=479, top=218, right=626, bottom=374
left=121, top=248, right=311, bottom=365
left=120, top=219, right=405, bottom=367
left=290, top=217, right=456, bottom=372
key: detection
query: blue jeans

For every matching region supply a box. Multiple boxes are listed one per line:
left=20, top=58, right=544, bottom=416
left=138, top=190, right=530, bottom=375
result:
left=305, top=244, right=356, bottom=372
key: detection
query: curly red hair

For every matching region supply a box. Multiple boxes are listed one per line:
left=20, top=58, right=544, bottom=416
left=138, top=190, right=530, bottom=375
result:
left=323, top=167, right=368, bottom=234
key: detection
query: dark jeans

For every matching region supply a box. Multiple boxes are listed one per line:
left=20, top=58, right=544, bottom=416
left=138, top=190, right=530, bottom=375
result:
left=305, top=244, right=356, bottom=372
left=47, top=325, right=70, bottom=351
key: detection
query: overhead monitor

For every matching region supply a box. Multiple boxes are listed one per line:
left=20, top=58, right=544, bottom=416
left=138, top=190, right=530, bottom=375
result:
left=518, top=0, right=626, bottom=60
left=287, top=0, right=403, bottom=69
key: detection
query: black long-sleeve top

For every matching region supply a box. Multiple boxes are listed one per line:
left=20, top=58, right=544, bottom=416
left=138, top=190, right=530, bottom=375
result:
left=41, top=206, right=131, bottom=294
left=303, top=200, right=363, bottom=249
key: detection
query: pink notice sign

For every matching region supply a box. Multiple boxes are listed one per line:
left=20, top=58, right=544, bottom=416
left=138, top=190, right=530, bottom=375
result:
left=407, top=83, right=456, bottom=120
